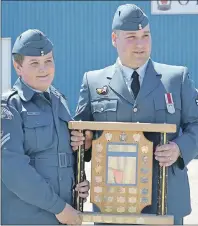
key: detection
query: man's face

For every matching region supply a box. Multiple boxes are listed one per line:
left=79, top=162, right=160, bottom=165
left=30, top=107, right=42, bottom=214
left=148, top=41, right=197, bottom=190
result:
left=112, top=25, right=151, bottom=69
left=14, top=51, right=55, bottom=91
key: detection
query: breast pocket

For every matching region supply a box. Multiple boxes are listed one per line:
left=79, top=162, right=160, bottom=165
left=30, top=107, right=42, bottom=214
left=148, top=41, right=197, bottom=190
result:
left=23, top=113, right=54, bottom=152
left=154, top=96, right=181, bottom=125
left=91, top=99, right=118, bottom=121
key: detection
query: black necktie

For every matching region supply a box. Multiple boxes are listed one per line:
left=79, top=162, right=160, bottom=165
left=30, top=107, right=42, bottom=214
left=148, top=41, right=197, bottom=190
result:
left=43, top=92, right=51, bottom=102
left=131, top=71, right=140, bottom=99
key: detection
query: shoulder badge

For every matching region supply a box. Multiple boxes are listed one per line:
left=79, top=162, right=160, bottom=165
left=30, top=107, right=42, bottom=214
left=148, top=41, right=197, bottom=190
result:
left=2, top=88, right=17, bottom=103
left=1, top=106, right=13, bottom=120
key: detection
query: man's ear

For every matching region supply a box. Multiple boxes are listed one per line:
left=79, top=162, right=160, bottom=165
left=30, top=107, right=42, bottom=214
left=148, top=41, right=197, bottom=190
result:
left=13, top=61, right=22, bottom=76
left=112, top=32, right=117, bottom=48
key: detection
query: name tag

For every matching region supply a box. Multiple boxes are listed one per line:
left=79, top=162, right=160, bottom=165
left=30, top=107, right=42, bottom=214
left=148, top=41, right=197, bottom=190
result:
left=165, top=93, right=175, bottom=114
left=27, top=112, right=40, bottom=116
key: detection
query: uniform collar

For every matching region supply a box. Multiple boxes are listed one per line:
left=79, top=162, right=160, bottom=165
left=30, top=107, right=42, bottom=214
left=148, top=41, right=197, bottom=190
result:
left=13, top=78, right=50, bottom=102
left=118, top=57, right=150, bottom=81
left=22, top=78, right=50, bottom=94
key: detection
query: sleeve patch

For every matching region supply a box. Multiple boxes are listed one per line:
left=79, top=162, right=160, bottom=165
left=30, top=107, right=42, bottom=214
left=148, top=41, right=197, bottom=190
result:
left=1, top=106, right=13, bottom=120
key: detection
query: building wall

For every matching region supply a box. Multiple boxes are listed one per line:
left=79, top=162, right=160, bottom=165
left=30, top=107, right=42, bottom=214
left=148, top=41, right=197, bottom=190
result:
left=2, top=1, right=198, bottom=114
left=1, top=38, right=11, bottom=92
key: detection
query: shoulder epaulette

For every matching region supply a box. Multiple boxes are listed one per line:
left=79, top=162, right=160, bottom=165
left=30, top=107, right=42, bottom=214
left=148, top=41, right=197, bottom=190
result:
left=50, top=86, right=67, bottom=100
left=2, top=88, right=18, bottom=104
left=60, top=93, right=67, bottom=100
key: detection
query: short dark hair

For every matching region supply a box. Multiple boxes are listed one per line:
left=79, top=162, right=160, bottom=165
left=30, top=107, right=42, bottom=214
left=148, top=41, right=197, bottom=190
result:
left=12, top=53, right=24, bottom=66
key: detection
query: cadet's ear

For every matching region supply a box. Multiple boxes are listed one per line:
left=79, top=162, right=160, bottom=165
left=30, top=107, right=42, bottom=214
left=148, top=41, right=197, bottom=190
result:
left=112, top=32, right=117, bottom=48
left=13, top=61, right=22, bottom=76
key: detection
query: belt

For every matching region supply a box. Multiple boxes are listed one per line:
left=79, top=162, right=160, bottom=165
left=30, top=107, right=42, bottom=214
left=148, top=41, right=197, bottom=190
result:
left=30, top=153, right=74, bottom=168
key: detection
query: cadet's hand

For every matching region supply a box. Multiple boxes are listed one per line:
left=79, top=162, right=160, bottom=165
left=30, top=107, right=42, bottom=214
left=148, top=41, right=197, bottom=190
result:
left=55, top=203, right=82, bottom=225
left=155, top=141, right=181, bottom=167
left=71, top=130, right=93, bottom=151
left=75, top=180, right=90, bottom=203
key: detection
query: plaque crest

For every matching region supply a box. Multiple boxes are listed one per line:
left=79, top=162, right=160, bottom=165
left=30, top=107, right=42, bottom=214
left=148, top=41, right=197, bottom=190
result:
left=141, top=146, right=149, bottom=154
left=120, top=132, right=127, bottom=142
left=133, top=133, right=141, bottom=142
left=105, top=132, right=112, bottom=141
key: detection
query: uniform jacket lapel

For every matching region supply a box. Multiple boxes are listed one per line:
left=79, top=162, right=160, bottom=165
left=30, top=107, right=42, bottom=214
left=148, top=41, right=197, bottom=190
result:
left=109, top=60, right=134, bottom=104
left=137, top=59, right=161, bottom=102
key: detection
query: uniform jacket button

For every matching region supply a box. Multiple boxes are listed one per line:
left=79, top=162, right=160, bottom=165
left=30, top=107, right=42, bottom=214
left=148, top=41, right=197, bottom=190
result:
left=133, top=107, right=138, bottom=113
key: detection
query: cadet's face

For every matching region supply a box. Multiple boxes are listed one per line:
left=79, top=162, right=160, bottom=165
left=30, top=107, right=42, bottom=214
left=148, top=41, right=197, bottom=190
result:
left=112, top=25, right=151, bottom=69
left=14, top=51, right=55, bottom=91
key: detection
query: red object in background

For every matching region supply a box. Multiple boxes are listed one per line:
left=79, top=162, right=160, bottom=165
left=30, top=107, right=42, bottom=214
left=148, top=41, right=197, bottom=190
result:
left=161, top=0, right=168, bottom=4
left=157, top=0, right=171, bottom=10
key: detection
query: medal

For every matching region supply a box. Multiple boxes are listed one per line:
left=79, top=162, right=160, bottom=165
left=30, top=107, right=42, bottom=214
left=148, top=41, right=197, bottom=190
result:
left=165, top=93, right=175, bottom=114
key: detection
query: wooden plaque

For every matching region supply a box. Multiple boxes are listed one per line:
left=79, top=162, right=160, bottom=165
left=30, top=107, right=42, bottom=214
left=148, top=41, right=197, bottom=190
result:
left=91, top=130, right=153, bottom=214
left=68, top=121, right=176, bottom=225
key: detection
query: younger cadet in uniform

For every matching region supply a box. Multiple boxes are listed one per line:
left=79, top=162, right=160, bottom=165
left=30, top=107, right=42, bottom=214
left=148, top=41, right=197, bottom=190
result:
left=1, top=29, right=89, bottom=225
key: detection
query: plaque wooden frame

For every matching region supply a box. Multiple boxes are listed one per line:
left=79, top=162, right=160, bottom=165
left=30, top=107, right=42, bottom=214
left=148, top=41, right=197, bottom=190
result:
left=68, top=121, right=176, bottom=225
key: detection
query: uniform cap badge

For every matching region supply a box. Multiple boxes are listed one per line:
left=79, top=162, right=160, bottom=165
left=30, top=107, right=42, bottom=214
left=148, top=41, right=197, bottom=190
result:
left=41, top=50, right=44, bottom=56
left=139, top=24, right=142, bottom=30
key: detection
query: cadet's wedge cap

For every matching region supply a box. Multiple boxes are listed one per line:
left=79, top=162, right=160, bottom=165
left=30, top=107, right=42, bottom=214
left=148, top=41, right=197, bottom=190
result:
left=12, top=29, right=53, bottom=56
left=112, top=4, right=149, bottom=31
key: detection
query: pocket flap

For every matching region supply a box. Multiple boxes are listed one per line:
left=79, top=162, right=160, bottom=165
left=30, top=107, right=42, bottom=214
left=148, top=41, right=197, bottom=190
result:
left=24, top=113, right=52, bottom=128
left=91, top=99, right=118, bottom=113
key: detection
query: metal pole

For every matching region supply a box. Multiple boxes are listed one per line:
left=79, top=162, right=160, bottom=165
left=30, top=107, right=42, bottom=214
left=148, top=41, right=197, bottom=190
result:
left=157, top=132, right=168, bottom=215
left=74, top=130, right=85, bottom=212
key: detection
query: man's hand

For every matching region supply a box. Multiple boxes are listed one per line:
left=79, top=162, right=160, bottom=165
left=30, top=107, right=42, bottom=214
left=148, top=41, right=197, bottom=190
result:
left=75, top=180, right=90, bottom=203
left=55, top=203, right=82, bottom=225
left=71, top=130, right=93, bottom=151
left=155, top=141, right=181, bottom=167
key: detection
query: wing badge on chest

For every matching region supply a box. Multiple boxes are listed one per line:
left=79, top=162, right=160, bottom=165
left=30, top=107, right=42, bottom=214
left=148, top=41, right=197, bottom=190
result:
left=96, top=85, right=109, bottom=95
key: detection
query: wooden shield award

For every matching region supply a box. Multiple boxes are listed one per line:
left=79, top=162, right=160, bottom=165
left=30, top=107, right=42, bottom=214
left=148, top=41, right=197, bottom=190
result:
left=68, top=122, right=176, bottom=225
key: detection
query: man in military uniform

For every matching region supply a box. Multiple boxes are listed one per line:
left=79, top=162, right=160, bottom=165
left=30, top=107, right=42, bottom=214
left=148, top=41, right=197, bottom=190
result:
left=71, top=4, right=198, bottom=225
left=1, top=29, right=89, bottom=225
